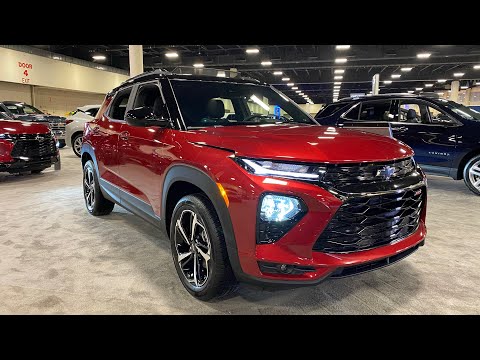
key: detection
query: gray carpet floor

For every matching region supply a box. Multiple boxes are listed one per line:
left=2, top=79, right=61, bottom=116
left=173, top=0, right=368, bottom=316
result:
left=1, top=148, right=479, bottom=314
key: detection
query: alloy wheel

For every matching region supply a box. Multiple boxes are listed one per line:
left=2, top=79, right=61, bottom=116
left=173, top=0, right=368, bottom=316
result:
left=84, top=166, right=95, bottom=211
left=73, top=136, right=83, bottom=156
left=468, top=159, right=480, bottom=191
left=174, top=209, right=212, bottom=289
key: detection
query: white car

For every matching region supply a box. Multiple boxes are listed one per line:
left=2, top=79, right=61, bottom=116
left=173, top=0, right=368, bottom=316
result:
left=65, top=105, right=101, bottom=157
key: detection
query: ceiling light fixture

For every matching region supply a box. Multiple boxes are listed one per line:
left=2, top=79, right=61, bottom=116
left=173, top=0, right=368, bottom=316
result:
left=334, top=86, right=341, bottom=89
left=336, top=45, right=351, bottom=50
left=401, top=67, right=413, bottom=72
left=334, top=82, right=342, bottom=85
left=473, top=65, right=480, bottom=69
left=92, top=54, right=106, bottom=61
left=407, top=90, right=414, bottom=93
left=334, top=69, right=345, bottom=74
left=425, top=83, right=433, bottom=87
left=383, top=80, right=392, bottom=84
left=52, top=56, right=61, bottom=60
left=415, top=87, right=423, bottom=91
left=335, top=58, right=348, bottom=64
left=193, top=63, right=204, bottom=68
left=261, top=61, right=272, bottom=66
left=437, top=92, right=445, bottom=96
left=281, top=77, right=290, bottom=81
left=246, top=48, right=260, bottom=54
left=96, top=66, right=105, bottom=70
left=287, top=83, right=294, bottom=86
left=165, top=52, right=179, bottom=58
left=391, top=74, right=401, bottom=79
left=295, top=90, right=301, bottom=93
left=292, top=87, right=298, bottom=90
left=454, top=72, right=465, bottom=77
left=417, top=52, right=431, bottom=59
left=437, top=79, right=447, bottom=83
left=273, top=71, right=283, bottom=75
left=461, top=86, right=468, bottom=89
left=334, top=76, right=343, bottom=80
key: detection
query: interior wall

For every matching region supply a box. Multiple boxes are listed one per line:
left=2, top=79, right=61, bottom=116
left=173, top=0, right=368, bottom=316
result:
left=0, top=81, right=32, bottom=103
left=34, top=87, right=105, bottom=116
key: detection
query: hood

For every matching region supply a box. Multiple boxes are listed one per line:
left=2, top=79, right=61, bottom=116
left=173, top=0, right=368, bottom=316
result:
left=14, top=114, right=66, bottom=123
left=184, top=124, right=413, bottom=163
left=0, top=119, right=51, bottom=135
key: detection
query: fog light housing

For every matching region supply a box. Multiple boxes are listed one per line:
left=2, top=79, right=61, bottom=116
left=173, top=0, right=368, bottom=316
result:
left=257, top=193, right=307, bottom=244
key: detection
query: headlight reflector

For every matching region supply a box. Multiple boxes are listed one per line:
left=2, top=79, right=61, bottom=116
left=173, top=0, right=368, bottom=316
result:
left=260, top=194, right=302, bottom=222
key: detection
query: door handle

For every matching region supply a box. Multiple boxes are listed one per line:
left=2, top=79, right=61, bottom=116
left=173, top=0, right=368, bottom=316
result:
left=119, top=131, right=130, bottom=141
left=92, top=126, right=100, bottom=136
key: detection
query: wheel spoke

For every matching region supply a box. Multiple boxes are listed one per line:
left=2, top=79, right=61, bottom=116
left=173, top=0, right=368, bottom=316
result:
left=196, top=245, right=210, bottom=263
left=178, top=251, right=193, bottom=263
left=471, top=169, right=480, bottom=177
left=474, top=179, right=480, bottom=188
left=176, top=220, right=190, bottom=245
left=191, top=213, right=198, bottom=242
left=193, top=253, right=199, bottom=287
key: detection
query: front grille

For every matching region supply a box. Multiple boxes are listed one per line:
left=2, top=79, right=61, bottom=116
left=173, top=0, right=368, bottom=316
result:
left=321, top=157, right=415, bottom=192
left=10, top=134, right=56, bottom=159
left=313, top=186, right=425, bottom=253
left=50, top=123, right=65, bottom=131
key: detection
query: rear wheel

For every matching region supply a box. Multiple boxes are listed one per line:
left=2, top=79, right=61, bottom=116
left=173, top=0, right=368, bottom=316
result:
left=72, top=133, right=83, bottom=157
left=463, top=155, right=480, bottom=195
left=170, top=194, right=237, bottom=301
left=83, top=160, right=115, bottom=215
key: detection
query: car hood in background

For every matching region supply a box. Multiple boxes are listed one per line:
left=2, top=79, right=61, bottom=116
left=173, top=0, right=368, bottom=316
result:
left=13, top=114, right=66, bottom=123
left=0, top=119, right=51, bottom=135
left=184, top=124, right=413, bottom=163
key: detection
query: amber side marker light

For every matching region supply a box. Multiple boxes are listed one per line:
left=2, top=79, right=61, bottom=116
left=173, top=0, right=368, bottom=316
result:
left=217, top=183, right=229, bottom=207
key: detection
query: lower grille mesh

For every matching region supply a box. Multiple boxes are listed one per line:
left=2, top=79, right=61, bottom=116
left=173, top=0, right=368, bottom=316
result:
left=313, top=187, right=425, bottom=253
left=10, top=135, right=56, bottom=159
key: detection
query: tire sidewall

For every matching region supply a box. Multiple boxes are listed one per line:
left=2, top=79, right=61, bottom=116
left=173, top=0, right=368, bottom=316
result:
left=463, top=155, right=480, bottom=196
left=72, top=134, right=83, bottom=157
left=169, top=196, right=222, bottom=299
left=83, top=160, right=100, bottom=214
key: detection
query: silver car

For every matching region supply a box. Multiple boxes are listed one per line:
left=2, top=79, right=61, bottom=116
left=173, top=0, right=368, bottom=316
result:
left=65, top=105, right=101, bottom=157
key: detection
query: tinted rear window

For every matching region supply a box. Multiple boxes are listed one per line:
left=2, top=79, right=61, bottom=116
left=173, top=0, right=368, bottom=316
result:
left=315, top=103, right=349, bottom=118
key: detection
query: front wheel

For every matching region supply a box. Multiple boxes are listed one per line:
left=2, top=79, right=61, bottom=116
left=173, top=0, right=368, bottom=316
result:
left=464, top=155, right=480, bottom=195
left=72, top=133, right=83, bottom=157
left=170, top=194, right=237, bottom=301
left=83, top=160, right=115, bottom=215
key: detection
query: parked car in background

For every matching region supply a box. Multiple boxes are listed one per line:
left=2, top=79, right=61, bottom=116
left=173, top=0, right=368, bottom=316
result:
left=65, top=105, right=101, bottom=157
left=0, top=118, right=60, bottom=174
left=315, top=93, right=480, bottom=195
left=81, top=70, right=427, bottom=300
left=0, top=101, right=67, bottom=148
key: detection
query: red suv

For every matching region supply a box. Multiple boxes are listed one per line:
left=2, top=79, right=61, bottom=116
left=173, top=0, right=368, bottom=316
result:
left=0, top=115, right=60, bottom=174
left=81, top=70, right=427, bottom=300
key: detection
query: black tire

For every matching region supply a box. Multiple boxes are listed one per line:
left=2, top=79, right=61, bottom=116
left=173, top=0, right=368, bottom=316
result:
left=83, top=160, right=115, bottom=215
left=72, top=133, right=83, bottom=157
left=463, top=154, right=480, bottom=196
left=170, top=194, right=237, bottom=301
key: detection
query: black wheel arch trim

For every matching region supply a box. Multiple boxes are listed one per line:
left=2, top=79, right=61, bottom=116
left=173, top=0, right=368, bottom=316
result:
left=81, top=143, right=115, bottom=203
left=161, top=164, right=243, bottom=279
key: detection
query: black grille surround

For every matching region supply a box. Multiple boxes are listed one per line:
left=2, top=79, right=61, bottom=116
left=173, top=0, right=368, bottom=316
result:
left=313, top=185, right=425, bottom=253
left=9, top=133, right=56, bottom=160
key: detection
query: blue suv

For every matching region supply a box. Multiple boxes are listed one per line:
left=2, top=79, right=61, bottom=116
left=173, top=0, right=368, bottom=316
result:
left=315, top=94, right=480, bottom=195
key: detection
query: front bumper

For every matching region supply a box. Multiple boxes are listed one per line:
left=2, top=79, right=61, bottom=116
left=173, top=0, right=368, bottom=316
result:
left=0, top=154, right=60, bottom=173
left=219, top=166, right=427, bottom=286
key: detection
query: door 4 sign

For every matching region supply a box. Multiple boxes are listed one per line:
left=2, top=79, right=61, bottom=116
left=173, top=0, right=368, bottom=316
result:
left=18, top=61, right=32, bottom=84
left=23, top=70, right=29, bottom=77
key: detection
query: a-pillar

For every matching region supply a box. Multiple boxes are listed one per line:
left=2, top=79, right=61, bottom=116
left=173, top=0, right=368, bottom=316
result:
left=450, top=80, right=460, bottom=102
left=464, top=87, right=472, bottom=105
left=129, top=45, right=144, bottom=77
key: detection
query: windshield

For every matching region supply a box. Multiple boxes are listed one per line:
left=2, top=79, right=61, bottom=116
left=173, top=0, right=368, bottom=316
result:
left=170, top=79, right=315, bottom=128
left=436, top=100, right=480, bottom=121
left=4, top=103, right=44, bottom=115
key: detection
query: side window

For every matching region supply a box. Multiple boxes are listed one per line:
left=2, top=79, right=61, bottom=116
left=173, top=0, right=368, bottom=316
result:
left=109, top=88, right=132, bottom=120
left=133, top=83, right=169, bottom=119
left=85, top=108, right=99, bottom=117
left=428, top=106, right=456, bottom=125
left=359, top=100, right=392, bottom=121
left=343, top=103, right=360, bottom=120
left=315, top=103, right=348, bottom=118
left=398, top=102, right=429, bottom=124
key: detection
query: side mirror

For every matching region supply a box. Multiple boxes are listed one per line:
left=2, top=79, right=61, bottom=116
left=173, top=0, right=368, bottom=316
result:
left=125, top=106, right=171, bottom=128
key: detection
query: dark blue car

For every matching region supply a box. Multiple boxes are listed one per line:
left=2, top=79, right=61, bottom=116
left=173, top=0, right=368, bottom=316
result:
left=315, top=94, right=480, bottom=195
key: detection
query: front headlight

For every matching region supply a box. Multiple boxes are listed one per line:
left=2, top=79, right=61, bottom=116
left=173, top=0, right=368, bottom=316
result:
left=234, top=157, right=325, bottom=182
left=257, top=193, right=307, bottom=244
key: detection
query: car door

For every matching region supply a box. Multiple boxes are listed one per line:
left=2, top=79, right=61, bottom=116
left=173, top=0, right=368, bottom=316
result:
left=389, top=99, right=458, bottom=172
left=94, top=87, right=134, bottom=187
left=117, top=80, right=175, bottom=218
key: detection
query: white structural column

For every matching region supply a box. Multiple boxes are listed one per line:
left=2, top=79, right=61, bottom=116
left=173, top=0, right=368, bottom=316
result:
left=129, top=45, right=144, bottom=77
left=450, top=80, right=460, bottom=102
left=464, top=88, right=472, bottom=105
left=372, top=74, right=380, bottom=95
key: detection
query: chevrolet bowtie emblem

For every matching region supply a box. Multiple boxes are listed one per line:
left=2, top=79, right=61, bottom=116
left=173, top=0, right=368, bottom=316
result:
left=376, top=165, right=395, bottom=180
